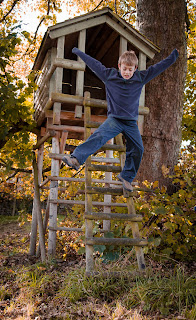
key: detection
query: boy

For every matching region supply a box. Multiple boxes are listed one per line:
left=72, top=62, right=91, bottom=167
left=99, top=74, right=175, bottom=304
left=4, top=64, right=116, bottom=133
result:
left=62, top=47, right=179, bottom=191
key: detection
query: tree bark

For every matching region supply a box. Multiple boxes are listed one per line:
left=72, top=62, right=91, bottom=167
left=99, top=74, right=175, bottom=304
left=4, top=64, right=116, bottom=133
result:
left=136, top=0, right=187, bottom=187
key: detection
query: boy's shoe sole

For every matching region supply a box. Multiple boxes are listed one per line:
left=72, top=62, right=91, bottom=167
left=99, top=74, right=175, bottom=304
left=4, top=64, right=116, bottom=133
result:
left=117, top=174, right=133, bottom=192
left=62, top=155, right=80, bottom=170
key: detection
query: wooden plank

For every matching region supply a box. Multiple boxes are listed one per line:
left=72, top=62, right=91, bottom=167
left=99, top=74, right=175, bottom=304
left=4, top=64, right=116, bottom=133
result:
left=84, top=212, right=143, bottom=222
left=48, top=175, right=122, bottom=185
left=86, top=186, right=123, bottom=195
left=138, top=52, right=147, bottom=135
left=75, top=29, right=86, bottom=118
left=96, top=31, right=118, bottom=61
left=59, top=131, right=68, bottom=166
left=32, top=155, right=46, bottom=262
left=87, top=164, right=121, bottom=173
left=55, top=57, right=85, bottom=71
left=44, top=92, right=149, bottom=115
left=50, top=199, right=127, bottom=207
left=103, top=139, right=114, bottom=233
left=53, top=36, right=65, bottom=124
left=86, top=237, right=148, bottom=246
left=91, top=156, right=120, bottom=164
left=127, top=197, right=146, bottom=270
left=33, top=130, right=56, bottom=150
left=48, top=132, right=60, bottom=257
left=46, top=110, right=107, bottom=124
left=106, top=16, right=156, bottom=59
left=49, top=15, right=106, bottom=39
left=84, top=92, right=94, bottom=274
left=48, top=226, right=83, bottom=232
left=119, top=36, right=127, bottom=55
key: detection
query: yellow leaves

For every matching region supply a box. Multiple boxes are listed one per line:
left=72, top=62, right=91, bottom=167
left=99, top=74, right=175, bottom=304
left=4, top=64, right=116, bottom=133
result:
left=153, top=181, right=159, bottom=189
left=162, top=165, right=170, bottom=178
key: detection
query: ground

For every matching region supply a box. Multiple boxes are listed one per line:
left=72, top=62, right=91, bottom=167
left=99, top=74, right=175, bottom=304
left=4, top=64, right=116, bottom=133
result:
left=0, top=216, right=195, bottom=320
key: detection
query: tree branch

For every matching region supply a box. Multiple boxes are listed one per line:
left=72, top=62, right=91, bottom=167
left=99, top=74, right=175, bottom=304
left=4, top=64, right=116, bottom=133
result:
left=0, top=0, right=21, bottom=23
left=22, top=0, right=51, bottom=56
left=188, top=55, right=196, bottom=60
left=92, top=0, right=104, bottom=11
left=0, top=120, right=35, bottom=150
left=114, top=0, right=117, bottom=14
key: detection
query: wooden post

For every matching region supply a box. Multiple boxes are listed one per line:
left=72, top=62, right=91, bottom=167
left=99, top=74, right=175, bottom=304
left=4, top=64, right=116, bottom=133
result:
left=119, top=36, right=127, bottom=56
left=48, top=36, right=64, bottom=257
left=59, top=131, right=68, bottom=166
left=32, top=154, right=46, bottom=262
left=29, top=138, right=44, bottom=256
left=138, top=51, right=147, bottom=135
left=48, top=132, right=60, bottom=257
left=103, top=139, right=114, bottom=233
left=84, top=91, right=94, bottom=273
left=127, top=197, right=146, bottom=271
left=53, top=36, right=65, bottom=124
left=75, top=29, right=86, bottom=118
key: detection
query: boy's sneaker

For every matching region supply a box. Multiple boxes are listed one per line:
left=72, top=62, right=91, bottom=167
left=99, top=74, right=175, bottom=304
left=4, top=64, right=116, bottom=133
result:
left=117, top=174, right=133, bottom=192
left=62, top=155, right=80, bottom=170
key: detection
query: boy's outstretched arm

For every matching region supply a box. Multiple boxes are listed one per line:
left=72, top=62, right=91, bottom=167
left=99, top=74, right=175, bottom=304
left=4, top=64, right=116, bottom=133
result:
left=140, top=49, right=179, bottom=85
left=72, top=47, right=110, bottom=82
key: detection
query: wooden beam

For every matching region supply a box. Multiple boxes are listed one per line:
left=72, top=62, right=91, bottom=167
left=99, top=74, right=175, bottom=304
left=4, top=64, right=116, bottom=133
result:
left=106, top=16, right=156, bottom=59
left=49, top=15, right=106, bottom=39
left=119, top=36, right=127, bottom=55
left=48, top=226, right=83, bottom=232
left=96, top=31, right=118, bottom=61
left=46, top=110, right=107, bottom=124
left=75, top=29, right=86, bottom=118
left=50, top=199, right=128, bottom=207
left=138, top=52, right=147, bottom=135
left=33, top=130, right=56, bottom=150
left=86, top=237, right=148, bottom=246
left=84, top=212, right=143, bottom=222
left=53, top=36, right=65, bottom=124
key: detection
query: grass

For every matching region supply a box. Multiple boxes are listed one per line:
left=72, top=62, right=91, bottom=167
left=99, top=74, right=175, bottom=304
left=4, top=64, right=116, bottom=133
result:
left=0, top=216, right=196, bottom=319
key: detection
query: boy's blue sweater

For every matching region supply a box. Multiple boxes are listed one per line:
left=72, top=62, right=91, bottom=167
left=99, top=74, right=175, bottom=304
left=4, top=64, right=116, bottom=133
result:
left=72, top=48, right=179, bottom=120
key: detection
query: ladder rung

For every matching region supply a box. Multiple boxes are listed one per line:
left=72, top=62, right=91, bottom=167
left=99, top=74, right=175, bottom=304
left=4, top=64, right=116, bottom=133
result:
left=91, top=156, right=120, bottom=164
left=88, top=164, right=121, bottom=172
left=84, top=212, right=143, bottom=221
left=100, top=144, right=126, bottom=152
left=50, top=199, right=127, bottom=207
left=86, top=237, right=148, bottom=247
left=85, top=121, right=101, bottom=128
left=86, top=186, right=123, bottom=195
left=48, top=226, right=83, bottom=232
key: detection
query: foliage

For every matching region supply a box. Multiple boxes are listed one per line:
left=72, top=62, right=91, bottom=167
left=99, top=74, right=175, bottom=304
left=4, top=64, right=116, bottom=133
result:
left=182, top=0, right=196, bottom=146
left=136, top=147, right=196, bottom=262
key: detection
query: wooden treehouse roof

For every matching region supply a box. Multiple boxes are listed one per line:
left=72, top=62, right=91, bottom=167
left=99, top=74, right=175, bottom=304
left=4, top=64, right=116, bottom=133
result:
left=33, top=7, right=159, bottom=71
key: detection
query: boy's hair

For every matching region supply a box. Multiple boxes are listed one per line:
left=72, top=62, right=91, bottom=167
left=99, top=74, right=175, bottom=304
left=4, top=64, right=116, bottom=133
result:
left=118, top=50, right=138, bottom=67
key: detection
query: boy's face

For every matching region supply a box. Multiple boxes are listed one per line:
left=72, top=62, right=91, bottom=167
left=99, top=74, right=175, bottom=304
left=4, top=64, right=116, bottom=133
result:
left=118, top=63, right=137, bottom=80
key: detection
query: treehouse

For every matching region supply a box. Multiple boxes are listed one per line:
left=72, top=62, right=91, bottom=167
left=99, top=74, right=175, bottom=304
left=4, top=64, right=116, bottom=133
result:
left=33, top=7, right=159, bottom=137
left=31, top=7, right=160, bottom=274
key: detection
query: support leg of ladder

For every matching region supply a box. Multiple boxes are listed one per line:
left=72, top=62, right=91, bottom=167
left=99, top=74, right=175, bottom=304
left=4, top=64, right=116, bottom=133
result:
left=48, top=133, right=60, bottom=257
left=127, top=197, right=146, bottom=270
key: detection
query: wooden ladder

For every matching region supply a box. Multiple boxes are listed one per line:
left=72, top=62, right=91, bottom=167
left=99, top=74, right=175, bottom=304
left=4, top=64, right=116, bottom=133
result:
left=30, top=91, right=147, bottom=273
left=83, top=92, right=147, bottom=275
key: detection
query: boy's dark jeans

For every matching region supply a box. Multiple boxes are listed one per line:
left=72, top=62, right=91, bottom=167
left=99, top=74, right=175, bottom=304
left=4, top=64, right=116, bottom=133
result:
left=72, top=117, right=144, bottom=183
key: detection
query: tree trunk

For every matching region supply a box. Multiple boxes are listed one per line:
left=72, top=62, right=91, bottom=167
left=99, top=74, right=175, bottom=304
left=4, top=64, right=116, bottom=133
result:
left=136, top=0, right=187, bottom=187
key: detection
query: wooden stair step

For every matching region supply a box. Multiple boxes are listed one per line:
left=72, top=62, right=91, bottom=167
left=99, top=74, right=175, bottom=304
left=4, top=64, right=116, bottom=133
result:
left=87, top=164, right=121, bottom=172
left=91, top=156, right=120, bottom=164
left=85, top=121, right=101, bottom=128
left=86, top=186, right=123, bottom=195
left=50, top=199, right=127, bottom=207
left=100, top=144, right=126, bottom=152
left=86, top=237, right=148, bottom=247
left=84, top=212, right=143, bottom=222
